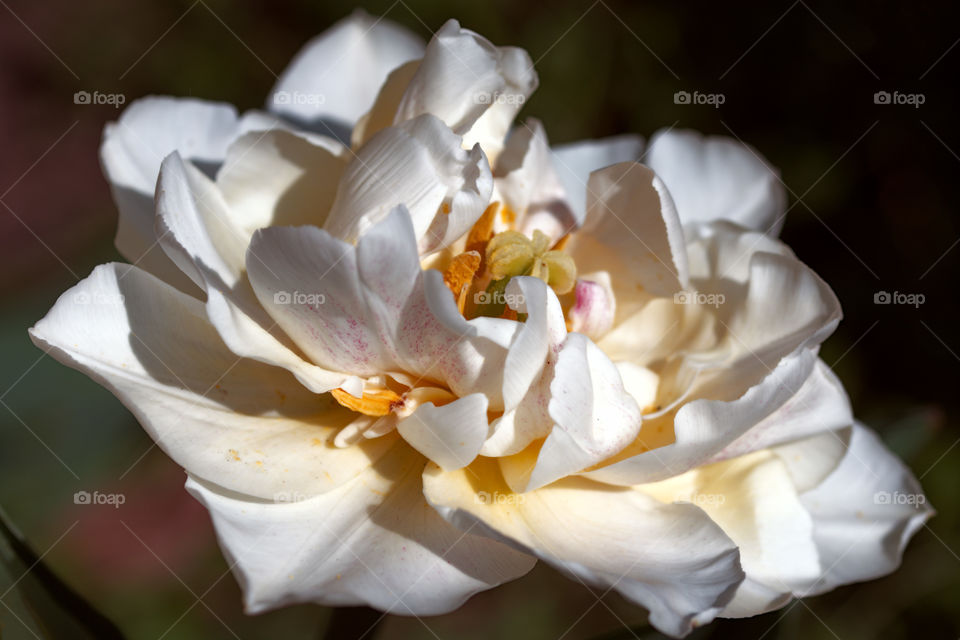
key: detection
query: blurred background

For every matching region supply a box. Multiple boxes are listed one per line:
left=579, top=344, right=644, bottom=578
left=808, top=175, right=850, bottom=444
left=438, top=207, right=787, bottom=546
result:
left=1, top=0, right=958, bottom=638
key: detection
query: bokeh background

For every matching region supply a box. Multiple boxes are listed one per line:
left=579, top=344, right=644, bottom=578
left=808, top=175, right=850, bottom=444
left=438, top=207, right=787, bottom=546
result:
left=1, top=0, right=958, bottom=638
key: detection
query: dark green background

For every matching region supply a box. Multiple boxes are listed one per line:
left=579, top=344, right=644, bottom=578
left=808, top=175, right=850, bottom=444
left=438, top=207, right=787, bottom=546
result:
left=1, top=0, right=957, bottom=638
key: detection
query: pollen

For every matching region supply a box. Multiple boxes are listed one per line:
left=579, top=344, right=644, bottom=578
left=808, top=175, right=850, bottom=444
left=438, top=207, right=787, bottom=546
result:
left=331, top=387, right=404, bottom=417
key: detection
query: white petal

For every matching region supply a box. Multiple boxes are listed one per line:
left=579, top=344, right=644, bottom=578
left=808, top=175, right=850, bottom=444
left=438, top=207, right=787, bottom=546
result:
left=420, top=270, right=522, bottom=410
left=398, top=394, right=489, bottom=471
left=423, top=460, right=744, bottom=638
left=478, top=277, right=568, bottom=457
left=771, top=429, right=852, bottom=494
left=646, top=128, right=786, bottom=235
left=247, top=220, right=396, bottom=376
left=683, top=218, right=794, bottom=292
left=216, top=129, right=347, bottom=235
left=187, top=443, right=535, bottom=615
left=323, top=114, right=492, bottom=254
left=583, top=348, right=820, bottom=486
left=268, top=11, right=425, bottom=133
left=204, top=287, right=357, bottom=394
left=156, top=152, right=247, bottom=290
left=495, top=119, right=576, bottom=241
left=571, top=162, right=689, bottom=297
left=157, top=151, right=352, bottom=393
left=100, top=97, right=243, bottom=292
left=501, top=276, right=567, bottom=411
left=29, top=263, right=382, bottom=499
left=550, top=134, right=643, bottom=220
left=249, top=207, right=502, bottom=387
left=644, top=450, right=822, bottom=611
left=518, top=333, right=642, bottom=492
left=720, top=250, right=842, bottom=376
left=395, top=20, right=538, bottom=159
left=711, top=359, right=852, bottom=468
left=798, top=423, right=933, bottom=596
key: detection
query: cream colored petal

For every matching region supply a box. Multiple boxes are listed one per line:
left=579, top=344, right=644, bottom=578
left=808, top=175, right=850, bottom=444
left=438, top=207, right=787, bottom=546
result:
left=570, top=162, right=688, bottom=298
left=423, top=459, right=744, bottom=638
left=268, top=11, right=425, bottom=132
left=29, top=263, right=381, bottom=500
left=323, top=114, right=492, bottom=254
left=188, top=442, right=535, bottom=615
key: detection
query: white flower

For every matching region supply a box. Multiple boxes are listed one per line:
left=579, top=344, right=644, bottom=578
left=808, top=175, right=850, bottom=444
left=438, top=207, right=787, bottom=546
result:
left=30, top=11, right=931, bottom=638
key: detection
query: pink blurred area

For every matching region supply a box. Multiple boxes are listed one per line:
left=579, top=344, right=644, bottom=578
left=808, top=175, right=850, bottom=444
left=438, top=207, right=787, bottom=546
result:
left=0, top=3, right=118, bottom=294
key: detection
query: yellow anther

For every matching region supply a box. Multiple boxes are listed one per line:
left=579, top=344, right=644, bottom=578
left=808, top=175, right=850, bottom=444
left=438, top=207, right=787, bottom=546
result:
left=443, top=250, right=481, bottom=313
left=466, top=202, right=499, bottom=256
left=331, top=388, right=404, bottom=417
left=487, top=231, right=535, bottom=279
left=531, top=229, right=551, bottom=254
left=538, top=251, right=577, bottom=294
left=484, top=229, right=578, bottom=297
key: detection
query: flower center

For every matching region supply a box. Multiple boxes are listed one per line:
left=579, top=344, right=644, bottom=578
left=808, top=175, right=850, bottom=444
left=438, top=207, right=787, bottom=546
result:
left=442, top=203, right=578, bottom=320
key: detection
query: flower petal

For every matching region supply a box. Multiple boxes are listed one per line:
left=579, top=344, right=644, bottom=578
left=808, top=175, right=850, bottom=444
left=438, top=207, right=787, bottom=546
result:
left=570, top=162, right=688, bottom=297
left=29, top=263, right=383, bottom=499
left=187, top=442, right=535, bottom=615
left=268, top=11, right=425, bottom=134
left=516, top=333, right=642, bottom=492
left=798, top=423, right=933, bottom=596
left=398, top=393, right=489, bottom=471
left=475, top=276, right=569, bottom=457
left=157, top=152, right=247, bottom=289
left=494, top=119, right=577, bottom=240
left=567, top=272, right=616, bottom=341
left=646, top=128, right=786, bottom=235
left=100, top=96, right=259, bottom=292
left=643, top=450, right=822, bottom=614
left=710, top=359, right=852, bottom=467
left=249, top=207, right=504, bottom=388
left=216, top=129, right=348, bottom=235
left=583, top=348, right=820, bottom=486
left=423, top=459, right=744, bottom=638
left=394, top=19, right=538, bottom=160
left=550, top=134, right=643, bottom=220
left=323, top=114, right=493, bottom=254
left=156, top=152, right=352, bottom=393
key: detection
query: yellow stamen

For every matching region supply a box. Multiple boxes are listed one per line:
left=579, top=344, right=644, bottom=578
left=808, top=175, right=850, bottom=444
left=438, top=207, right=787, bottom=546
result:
left=484, top=229, right=578, bottom=295
left=443, top=250, right=481, bottom=313
left=466, top=201, right=500, bottom=258
left=331, top=388, right=404, bottom=417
